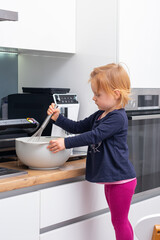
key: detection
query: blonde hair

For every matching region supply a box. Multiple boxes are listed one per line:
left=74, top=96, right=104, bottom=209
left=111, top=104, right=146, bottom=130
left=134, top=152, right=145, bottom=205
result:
left=89, top=63, right=131, bottom=107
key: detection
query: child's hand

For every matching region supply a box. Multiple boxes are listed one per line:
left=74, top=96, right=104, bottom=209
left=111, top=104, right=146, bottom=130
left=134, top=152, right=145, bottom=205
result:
left=47, top=138, right=65, bottom=153
left=47, top=103, right=60, bottom=121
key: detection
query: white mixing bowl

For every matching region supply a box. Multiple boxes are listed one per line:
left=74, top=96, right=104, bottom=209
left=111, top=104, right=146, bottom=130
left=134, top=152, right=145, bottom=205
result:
left=15, top=137, right=71, bottom=170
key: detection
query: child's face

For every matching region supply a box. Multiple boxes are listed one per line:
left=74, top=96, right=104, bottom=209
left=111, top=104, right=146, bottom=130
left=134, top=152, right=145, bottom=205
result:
left=91, top=82, right=120, bottom=112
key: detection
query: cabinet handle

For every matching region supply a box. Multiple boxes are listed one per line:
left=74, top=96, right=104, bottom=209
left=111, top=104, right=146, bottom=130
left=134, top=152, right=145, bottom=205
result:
left=128, top=114, right=160, bottom=120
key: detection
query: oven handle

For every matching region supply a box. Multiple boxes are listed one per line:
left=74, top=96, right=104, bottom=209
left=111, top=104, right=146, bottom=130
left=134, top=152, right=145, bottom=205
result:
left=129, top=114, right=160, bottom=120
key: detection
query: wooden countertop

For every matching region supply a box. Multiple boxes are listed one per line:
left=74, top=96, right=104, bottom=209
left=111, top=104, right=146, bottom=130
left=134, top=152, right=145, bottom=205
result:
left=0, top=159, right=86, bottom=193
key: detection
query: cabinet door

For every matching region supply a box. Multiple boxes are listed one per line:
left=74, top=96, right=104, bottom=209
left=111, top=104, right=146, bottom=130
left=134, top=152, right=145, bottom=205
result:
left=0, top=1, right=19, bottom=49
left=0, top=192, right=39, bottom=240
left=40, top=181, right=108, bottom=228
left=40, top=213, right=115, bottom=240
left=0, top=0, right=76, bottom=53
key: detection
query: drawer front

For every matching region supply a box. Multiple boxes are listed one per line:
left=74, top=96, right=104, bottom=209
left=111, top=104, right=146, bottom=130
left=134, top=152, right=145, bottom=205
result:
left=40, top=213, right=114, bottom=240
left=40, top=180, right=107, bottom=228
left=0, top=192, right=39, bottom=240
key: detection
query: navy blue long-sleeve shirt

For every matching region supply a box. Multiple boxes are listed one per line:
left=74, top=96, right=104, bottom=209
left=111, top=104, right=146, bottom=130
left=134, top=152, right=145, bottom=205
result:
left=54, top=109, right=136, bottom=182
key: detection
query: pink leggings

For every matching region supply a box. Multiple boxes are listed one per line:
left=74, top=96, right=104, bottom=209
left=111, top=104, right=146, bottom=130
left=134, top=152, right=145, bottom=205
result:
left=104, top=179, right=137, bottom=240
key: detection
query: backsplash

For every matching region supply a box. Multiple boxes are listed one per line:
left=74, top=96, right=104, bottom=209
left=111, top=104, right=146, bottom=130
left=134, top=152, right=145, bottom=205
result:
left=0, top=52, right=18, bottom=118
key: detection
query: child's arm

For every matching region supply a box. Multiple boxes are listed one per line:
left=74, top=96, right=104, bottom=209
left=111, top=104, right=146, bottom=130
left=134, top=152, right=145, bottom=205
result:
left=64, top=115, right=124, bottom=148
left=47, top=103, right=60, bottom=121
left=47, top=103, right=98, bottom=134
left=48, top=112, right=125, bottom=153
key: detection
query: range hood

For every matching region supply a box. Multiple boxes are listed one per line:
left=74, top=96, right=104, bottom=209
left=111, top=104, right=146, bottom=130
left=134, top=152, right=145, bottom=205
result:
left=0, top=9, right=18, bottom=21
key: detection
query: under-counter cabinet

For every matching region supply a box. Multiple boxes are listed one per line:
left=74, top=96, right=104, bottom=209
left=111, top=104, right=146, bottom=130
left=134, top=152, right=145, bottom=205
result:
left=0, top=0, right=76, bottom=53
left=40, top=180, right=107, bottom=228
left=39, top=180, right=114, bottom=240
left=39, top=182, right=160, bottom=240
left=0, top=192, right=39, bottom=240
left=0, top=180, right=160, bottom=240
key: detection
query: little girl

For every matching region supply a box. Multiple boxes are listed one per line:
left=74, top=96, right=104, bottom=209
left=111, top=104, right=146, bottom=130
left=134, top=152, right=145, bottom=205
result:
left=47, top=63, right=137, bottom=240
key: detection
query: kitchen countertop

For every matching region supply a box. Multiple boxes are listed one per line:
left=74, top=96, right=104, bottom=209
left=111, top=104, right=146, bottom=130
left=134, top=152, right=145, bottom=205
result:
left=0, top=159, right=86, bottom=193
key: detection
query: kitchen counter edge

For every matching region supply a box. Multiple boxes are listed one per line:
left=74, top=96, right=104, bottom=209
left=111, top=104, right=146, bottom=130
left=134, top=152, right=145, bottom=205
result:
left=0, top=159, right=86, bottom=193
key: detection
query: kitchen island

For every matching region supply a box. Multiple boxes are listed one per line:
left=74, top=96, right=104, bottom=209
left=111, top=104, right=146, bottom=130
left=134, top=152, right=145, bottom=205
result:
left=0, top=159, right=160, bottom=240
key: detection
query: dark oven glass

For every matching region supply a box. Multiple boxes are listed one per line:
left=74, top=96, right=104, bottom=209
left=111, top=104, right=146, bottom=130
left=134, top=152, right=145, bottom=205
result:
left=127, top=114, right=160, bottom=193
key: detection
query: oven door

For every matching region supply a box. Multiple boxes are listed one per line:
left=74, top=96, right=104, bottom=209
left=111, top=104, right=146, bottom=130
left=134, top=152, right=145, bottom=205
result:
left=127, top=114, right=160, bottom=193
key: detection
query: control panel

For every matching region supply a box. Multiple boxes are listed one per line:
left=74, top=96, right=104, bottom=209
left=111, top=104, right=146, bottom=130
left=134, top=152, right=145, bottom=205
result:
left=53, top=94, right=78, bottom=105
left=125, top=88, right=160, bottom=111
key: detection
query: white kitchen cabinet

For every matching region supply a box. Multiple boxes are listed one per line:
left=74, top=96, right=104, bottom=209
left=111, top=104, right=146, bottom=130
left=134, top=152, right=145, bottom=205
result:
left=40, top=212, right=115, bottom=240
left=0, top=0, right=76, bottom=53
left=40, top=180, right=108, bottom=228
left=0, top=191, right=39, bottom=240
left=40, top=194, right=160, bottom=240
left=118, top=0, right=160, bottom=88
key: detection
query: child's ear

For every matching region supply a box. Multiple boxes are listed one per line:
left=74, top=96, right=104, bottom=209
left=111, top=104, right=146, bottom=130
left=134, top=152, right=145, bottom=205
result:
left=114, top=90, right=121, bottom=100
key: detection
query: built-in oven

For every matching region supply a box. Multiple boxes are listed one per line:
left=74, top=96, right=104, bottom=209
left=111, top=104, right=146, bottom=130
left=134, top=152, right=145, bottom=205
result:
left=126, top=88, right=160, bottom=193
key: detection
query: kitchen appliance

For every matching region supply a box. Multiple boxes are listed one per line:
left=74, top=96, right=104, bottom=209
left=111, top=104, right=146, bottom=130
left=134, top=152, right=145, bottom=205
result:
left=125, top=88, right=160, bottom=193
left=6, top=87, right=87, bottom=159
left=51, top=92, right=79, bottom=137
left=0, top=118, right=39, bottom=157
left=0, top=118, right=39, bottom=178
left=0, top=167, right=27, bottom=179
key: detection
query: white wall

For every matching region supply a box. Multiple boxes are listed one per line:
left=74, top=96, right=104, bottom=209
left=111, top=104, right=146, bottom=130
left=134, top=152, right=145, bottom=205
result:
left=118, top=0, right=160, bottom=88
left=18, top=0, right=117, bottom=120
